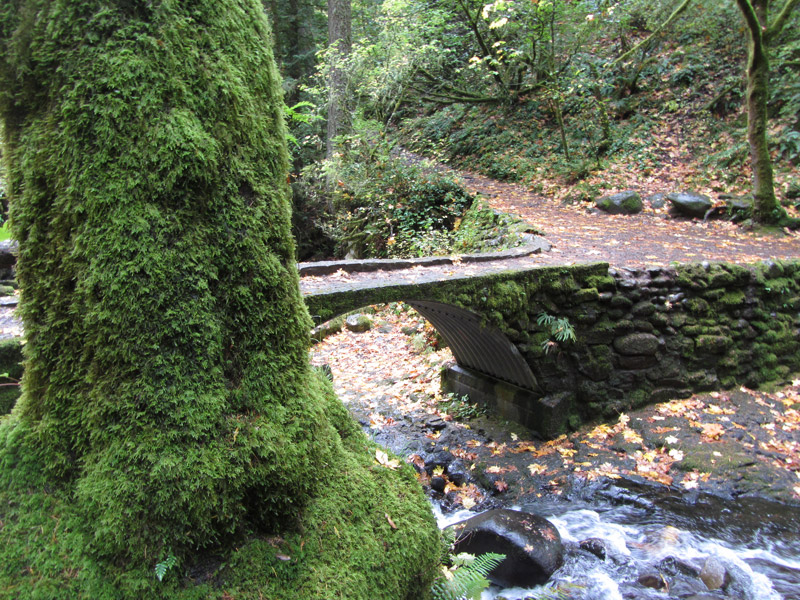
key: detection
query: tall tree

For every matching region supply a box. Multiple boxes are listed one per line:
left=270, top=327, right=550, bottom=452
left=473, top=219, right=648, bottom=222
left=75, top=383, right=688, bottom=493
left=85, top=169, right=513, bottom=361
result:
left=0, top=1, right=438, bottom=597
left=734, top=0, right=800, bottom=224
left=327, top=0, right=353, bottom=158
left=266, top=0, right=324, bottom=106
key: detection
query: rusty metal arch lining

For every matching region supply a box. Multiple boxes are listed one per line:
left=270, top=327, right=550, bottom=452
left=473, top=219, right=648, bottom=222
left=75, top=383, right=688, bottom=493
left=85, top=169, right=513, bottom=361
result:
left=407, top=300, right=538, bottom=392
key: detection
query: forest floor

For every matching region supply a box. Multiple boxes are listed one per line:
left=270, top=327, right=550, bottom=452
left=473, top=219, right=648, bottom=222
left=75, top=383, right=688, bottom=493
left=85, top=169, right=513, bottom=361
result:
left=396, top=145, right=800, bottom=269
left=461, top=169, right=800, bottom=268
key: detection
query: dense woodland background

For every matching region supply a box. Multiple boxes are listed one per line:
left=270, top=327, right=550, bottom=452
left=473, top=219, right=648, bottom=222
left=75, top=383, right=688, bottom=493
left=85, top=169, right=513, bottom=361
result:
left=260, top=0, right=800, bottom=260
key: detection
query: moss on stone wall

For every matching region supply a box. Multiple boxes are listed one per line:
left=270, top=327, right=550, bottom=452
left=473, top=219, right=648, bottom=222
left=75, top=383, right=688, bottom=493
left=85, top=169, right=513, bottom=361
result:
left=0, top=2, right=438, bottom=596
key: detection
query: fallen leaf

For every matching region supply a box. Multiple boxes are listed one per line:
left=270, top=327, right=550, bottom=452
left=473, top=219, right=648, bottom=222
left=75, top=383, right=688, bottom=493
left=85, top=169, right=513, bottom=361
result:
left=700, top=423, right=725, bottom=441
left=528, top=463, right=547, bottom=476
left=375, top=449, right=400, bottom=469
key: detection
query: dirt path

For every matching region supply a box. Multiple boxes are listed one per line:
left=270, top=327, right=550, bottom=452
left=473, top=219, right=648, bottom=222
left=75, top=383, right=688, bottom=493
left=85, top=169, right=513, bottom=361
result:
left=457, top=170, right=800, bottom=268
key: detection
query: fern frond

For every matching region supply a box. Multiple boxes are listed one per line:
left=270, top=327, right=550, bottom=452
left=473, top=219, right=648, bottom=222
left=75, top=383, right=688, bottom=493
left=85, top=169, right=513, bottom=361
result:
left=154, top=554, right=177, bottom=582
left=431, top=552, right=505, bottom=600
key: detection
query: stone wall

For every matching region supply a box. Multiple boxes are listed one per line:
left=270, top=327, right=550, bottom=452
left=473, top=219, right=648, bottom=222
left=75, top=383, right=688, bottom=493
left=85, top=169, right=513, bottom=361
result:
left=444, top=260, right=800, bottom=436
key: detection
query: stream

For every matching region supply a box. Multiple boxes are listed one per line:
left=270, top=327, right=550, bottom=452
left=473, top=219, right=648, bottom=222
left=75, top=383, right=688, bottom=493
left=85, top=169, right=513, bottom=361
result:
left=434, top=478, right=800, bottom=600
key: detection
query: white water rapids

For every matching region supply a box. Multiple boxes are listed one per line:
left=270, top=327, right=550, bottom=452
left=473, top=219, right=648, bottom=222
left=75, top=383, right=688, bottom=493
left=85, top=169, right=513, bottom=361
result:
left=433, top=486, right=800, bottom=600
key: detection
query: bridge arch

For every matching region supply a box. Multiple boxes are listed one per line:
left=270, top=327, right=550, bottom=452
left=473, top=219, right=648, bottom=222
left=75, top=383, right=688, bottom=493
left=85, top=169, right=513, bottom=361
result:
left=405, top=301, right=538, bottom=392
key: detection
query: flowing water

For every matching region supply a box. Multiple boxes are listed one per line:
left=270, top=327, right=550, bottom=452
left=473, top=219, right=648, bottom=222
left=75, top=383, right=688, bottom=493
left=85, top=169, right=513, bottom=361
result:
left=434, top=479, right=800, bottom=600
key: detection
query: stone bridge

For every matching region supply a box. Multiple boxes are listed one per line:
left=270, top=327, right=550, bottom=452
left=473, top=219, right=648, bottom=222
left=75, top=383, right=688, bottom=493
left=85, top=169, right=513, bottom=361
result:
left=301, top=255, right=800, bottom=438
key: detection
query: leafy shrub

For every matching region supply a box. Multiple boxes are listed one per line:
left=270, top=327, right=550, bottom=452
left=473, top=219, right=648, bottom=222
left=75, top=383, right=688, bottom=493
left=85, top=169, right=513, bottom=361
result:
left=321, top=127, right=476, bottom=258
left=537, top=313, right=576, bottom=354
left=453, top=200, right=541, bottom=252
left=778, top=128, right=800, bottom=164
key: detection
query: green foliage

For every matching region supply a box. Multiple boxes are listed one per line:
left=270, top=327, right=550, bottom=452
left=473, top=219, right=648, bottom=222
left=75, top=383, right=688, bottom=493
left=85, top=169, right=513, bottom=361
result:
left=439, top=393, right=485, bottom=420
left=319, top=125, right=476, bottom=258
left=154, top=554, right=178, bottom=582
left=283, top=101, right=323, bottom=148
left=537, top=313, right=576, bottom=354
left=431, top=552, right=505, bottom=600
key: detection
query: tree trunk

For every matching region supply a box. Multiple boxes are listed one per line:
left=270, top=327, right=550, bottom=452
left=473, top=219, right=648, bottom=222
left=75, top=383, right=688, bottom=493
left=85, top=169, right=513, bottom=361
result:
left=736, top=0, right=780, bottom=223
left=327, top=0, right=352, bottom=159
left=0, top=1, right=438, bottom=596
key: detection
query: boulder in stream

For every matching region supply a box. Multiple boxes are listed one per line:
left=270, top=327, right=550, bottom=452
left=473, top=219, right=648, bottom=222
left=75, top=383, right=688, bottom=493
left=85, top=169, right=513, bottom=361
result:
left=447, top=508, right=564, bottom=587
left=700, top=556, right=728, bottom=590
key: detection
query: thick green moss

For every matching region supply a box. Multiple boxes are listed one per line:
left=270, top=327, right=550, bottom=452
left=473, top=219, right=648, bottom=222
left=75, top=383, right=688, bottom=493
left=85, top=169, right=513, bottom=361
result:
left=719, top=289, right=746, bottom=307
left=0, top=1, right=438, bottom=596
left=585, top=274, right=616, bottom=291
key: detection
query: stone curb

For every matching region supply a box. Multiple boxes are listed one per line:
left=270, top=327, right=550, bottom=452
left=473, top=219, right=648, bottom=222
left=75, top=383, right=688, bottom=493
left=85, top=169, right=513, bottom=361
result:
left=297, top=236, right=551, bottom=276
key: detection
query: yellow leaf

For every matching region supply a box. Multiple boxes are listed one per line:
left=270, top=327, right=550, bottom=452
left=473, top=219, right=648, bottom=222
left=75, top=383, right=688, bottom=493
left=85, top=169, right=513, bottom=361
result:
left=528, top=463, right=547, bottom=476
left=375, top=449, right=400, bottom=470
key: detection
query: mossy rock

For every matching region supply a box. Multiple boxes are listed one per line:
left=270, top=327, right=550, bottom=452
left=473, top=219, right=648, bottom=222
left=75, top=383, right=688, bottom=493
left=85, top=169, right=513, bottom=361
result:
left=686, top=297, right=711, bottom=315
left=585, top=274, right=616, bottom=292
left=345, top=314, right=373, bottom=333
left=595, top=191, right=643, bottom=215
left=695, top=335, right=733, bottom=355
left=718, top=290, right=746, bottom=307
left=675, top=441, right=756, bottom=475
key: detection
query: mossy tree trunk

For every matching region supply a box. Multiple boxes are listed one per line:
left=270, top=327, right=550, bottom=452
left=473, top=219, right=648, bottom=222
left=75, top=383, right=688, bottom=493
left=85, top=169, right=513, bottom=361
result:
left=735, top=0, right=800, bottom=224
left=0, top=2, right=438, bottom=597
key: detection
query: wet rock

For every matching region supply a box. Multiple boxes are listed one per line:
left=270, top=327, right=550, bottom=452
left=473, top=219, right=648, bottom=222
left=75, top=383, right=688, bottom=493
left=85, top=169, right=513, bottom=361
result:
left=430, top=475, right=447, bottom=493
left=667, top=192, right=712, bottom=218
left=578, top=538, right=607, bottom=560
left=637, top=570, right=668, bottom=590
left=424, top=450, right=455, bottom=475
left=613, top=332, right=660, bottom=356
left=448, top=509, right=564, bottom=587
left=424, top=416, right=447, bottom=431
left=446, top=459, right=475, bottom=486
left=700, top=556, right=728, bottom=590
left=595, top=191, right=643, bottom=215
left=345, top=314, right=372, bottom=332
left=658, top=556, right=701, bottom=578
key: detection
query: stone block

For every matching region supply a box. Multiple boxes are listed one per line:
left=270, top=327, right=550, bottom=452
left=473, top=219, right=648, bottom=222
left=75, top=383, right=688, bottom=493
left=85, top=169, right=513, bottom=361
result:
left=441, top=365, right=572, bottom=439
